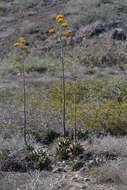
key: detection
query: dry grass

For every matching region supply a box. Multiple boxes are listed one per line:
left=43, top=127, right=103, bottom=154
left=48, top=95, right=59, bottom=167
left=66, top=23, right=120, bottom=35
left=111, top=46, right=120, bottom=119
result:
left=92, top=135, right=127, bottom=157
left=90, top=164, right=127, bottom=186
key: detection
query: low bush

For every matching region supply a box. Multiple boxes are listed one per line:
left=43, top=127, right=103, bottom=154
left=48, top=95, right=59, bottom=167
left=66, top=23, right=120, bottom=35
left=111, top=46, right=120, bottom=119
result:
left=29, top=149, right=50, bottom=170
left=77, top=128, right=90, bottom=140
left=43, top=129, right=60, bottom=144
left=46, top=78, right=127, bottom=136
left=56, top=147, right=69, bottom=160
left=56, top=137, right=84, bottom=160
left=24, top=144, right=34, bottom=151
left=68, top=142, right=84, bottom=158
left=56, top=137, right=71, bottom=160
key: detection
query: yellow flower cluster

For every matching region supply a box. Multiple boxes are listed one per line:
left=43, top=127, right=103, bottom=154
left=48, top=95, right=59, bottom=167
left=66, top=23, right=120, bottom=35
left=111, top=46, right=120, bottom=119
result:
left=56, top=14, right=64, bottom=21
left=19, top=37, right=25, bottom=43
left=49, top=14, right=70, bottom=38
left=56, top=14, right=70, bottom=37
left=13, top=37, right=30, bottom=54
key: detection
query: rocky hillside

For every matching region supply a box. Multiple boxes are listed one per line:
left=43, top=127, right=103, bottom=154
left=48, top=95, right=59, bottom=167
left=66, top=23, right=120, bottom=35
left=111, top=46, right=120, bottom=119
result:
left=0, top=1, right=127, bottom=190
left=1, top=0, right=127, bottom=59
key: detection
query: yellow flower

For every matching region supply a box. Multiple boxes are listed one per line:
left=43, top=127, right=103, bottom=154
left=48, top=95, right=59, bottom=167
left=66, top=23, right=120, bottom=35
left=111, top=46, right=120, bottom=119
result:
left=56, top=14, right=64, bottom=20
left=49, top=28, right=55, bottom=33
left=61, top=22, right=68, bottom=27
left=14, top=42, right=20, bottom=47
left=19, top=37, right=25, bottom=43
left=57, top=18, right=63, bottom=23
left=20, top=45, right=28, bottom=50
left=64, top=31, right=70, bottom=37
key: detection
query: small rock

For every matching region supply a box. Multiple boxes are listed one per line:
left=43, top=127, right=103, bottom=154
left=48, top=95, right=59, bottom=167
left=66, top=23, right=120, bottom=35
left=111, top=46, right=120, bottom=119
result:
left=53, top=167, right=66, bottom=173
left=52, top=184, right=61, bottom=190
left=65, top=165, right=72, bottom=171
left=89, top=160, right=94, bottom=164
left=82, top=185, right=87, bottom=189
left=59, top=182, right=65, bottom=187
left=27, top=11, right=37, bottom=16
left=68, top=186, right=81, bottom=190
left=72, top=161, right=84, bottom=171
left=84, top=177, right=90, bottom=182
left=71, top=174, right=80, bottom=181
left=40, top=34, right=47, bottom=41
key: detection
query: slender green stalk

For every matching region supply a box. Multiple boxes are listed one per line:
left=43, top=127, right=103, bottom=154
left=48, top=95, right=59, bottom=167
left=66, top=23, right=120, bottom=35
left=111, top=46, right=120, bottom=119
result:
left=22, top=61, right=27, bottom=146
left=60, top=36, right=66, bottom=137
left=74, top=92, right=77, bottom=143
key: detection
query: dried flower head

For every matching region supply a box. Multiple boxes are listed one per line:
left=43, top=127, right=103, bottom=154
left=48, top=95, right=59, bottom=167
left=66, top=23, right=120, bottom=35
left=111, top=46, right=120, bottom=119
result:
left=61, top=22, right=68, bottom=28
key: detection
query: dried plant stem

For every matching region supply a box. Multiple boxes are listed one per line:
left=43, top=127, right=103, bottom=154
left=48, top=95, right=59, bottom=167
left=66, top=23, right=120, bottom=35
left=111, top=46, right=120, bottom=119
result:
left=22, top=61, right=27, bottom=146
left=60, top=37, right=66, bottom=137
left=74, top=92, right=77, bottom=143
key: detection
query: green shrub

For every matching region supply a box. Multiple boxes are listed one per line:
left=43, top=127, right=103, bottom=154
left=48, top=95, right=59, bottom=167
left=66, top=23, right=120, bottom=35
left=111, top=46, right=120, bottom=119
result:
left=56, top=137, right=71, bottom=160
left=25, top=129, right=43, bottom=143
left=56, top=147, right=69, bottom=160
left=32, top=131, right=43, bottom=142
left=57, top=137, right=71, bottom=148
left=43, top=129, right=60, bottom=144
left=56, top=137, right=84, bottom=160
left=24, top=144, right=34, bottom=151
left=80, top=99, right=127, bottom=136
left=68, top=142, right=84, bottom=158
left=77, top=128, right=90, bottom=140
left=45, top=79, right=127, bottom=136
left=29, top=149, right=50, bottom=170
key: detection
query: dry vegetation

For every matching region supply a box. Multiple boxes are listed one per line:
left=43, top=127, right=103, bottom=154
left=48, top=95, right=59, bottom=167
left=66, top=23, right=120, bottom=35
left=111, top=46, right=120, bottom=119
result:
left=0, top=0, right=127, bottom=189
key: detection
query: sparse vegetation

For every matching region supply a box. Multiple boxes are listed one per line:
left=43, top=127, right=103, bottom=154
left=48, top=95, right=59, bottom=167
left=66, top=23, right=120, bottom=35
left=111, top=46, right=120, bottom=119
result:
left=28, top=149, right=50, bottom=170
left=56, top=137, right=84, bottom=160
left=42, top=129, right=60, bottom=144
left=0, top=0, right=127, bottom=189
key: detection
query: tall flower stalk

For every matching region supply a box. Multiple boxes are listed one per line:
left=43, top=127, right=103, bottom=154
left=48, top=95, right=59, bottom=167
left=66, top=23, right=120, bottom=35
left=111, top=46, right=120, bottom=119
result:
left=22, top=60, right=27, bottom=145
left=14, top=37, right=30, bottom=146
left=49, top=14, right=70, bottom=137
left=60, top=35, right=66, bottom=136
